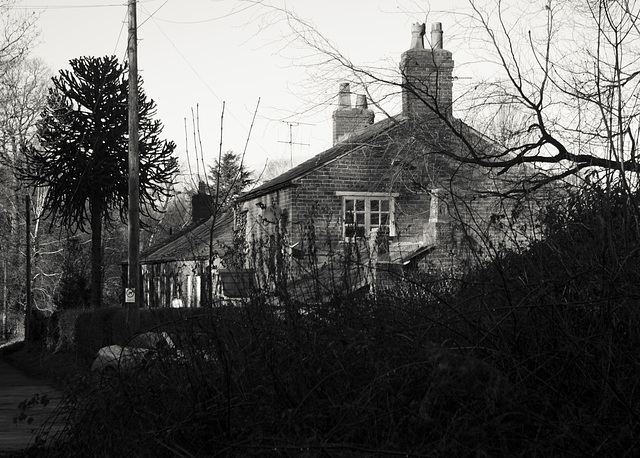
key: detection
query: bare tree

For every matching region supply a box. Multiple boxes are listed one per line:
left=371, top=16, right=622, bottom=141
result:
left=264, top=0, right=640, bottom=192
left=0, top=1, right=41, bottom=336
left=0, top=1, right=39, bottom=80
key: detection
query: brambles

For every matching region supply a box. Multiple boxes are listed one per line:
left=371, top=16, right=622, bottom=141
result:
left=24, top=182, right=640, bottom=457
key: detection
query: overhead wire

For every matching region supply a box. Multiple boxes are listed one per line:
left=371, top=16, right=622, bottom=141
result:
left=6, top=3, right=125, bottom=9
left=16, top=0, right=277, bottom=165
left=137, top=1, right=274, bottom=162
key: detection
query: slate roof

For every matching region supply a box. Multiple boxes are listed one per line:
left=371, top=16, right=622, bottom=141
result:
left=140, top=212, right=234, bottom=264
left=238, top=116, right=406, bottom=202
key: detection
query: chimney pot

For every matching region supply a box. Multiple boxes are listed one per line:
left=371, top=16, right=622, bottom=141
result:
left=338, top=82, right=351, bottom=109
left=410, top=23, right=426, bottom=49
left=355, top=94, right=368, bottom=109
left=431, top=22, right=443, bottom=50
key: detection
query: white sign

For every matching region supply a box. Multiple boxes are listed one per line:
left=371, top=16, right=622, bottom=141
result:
left=125, top=287, right=136, bottom=303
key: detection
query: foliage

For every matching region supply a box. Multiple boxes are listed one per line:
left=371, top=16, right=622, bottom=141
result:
left=54, top=237, right=90, bottom=310
left=45, top=308, right=87, bottom=353
left=206, top=150, right=255, bottom=210
left=20, top=55, right=178, bottom=231
left=0, top=0, right=39, bottom=81
left=18, top=55, right=179, bottom=307
left=16, top=180, right=638, bottom=457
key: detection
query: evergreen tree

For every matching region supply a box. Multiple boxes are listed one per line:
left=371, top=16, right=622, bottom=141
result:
left=19, top=55, right=179, bottom=307
left=206, top=150, right=254, bottom=211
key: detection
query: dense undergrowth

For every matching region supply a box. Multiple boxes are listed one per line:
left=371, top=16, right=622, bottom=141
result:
left=24, top=183, right=640, bottom=457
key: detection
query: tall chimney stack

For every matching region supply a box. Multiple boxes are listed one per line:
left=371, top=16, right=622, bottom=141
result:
left=191, top=181, right=214, bottom=221
left=400, top=22, right=454, bottom=118
left=431, top=22, right=443, bottom=50
left=332, top=83, right=375, bottom=145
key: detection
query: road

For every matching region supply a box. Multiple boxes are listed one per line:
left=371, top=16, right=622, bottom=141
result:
left=0, top=358, right=63, bottom=454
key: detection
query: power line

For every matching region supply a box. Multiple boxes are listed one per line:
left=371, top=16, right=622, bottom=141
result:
left=138, top=0, right=168, bottom=28
left=138, top=2, right=274, bottom=161
left=7, top=3, right=124, bottom=9
left=146, top=1, right=258, bottom=24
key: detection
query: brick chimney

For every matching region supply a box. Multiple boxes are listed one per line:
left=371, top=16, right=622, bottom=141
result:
left=400, top=22, right=454, bottom=118
left=332, top=83, right=375, bottom=145
left=191, top=181, right=214, bottom=221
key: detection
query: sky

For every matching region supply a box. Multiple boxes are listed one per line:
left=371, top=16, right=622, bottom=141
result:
left=12, top=0, right=476, bottom=184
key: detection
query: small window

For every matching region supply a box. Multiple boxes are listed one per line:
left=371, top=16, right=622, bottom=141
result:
left=343, top=196, right=394, bottom=240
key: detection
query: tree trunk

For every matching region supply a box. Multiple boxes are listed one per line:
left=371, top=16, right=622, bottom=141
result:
left=90, top=196, right=103, bottom=308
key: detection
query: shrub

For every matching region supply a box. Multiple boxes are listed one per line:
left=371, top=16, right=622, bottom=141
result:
left=28, top=182, right=640, bottom=456
left=28, top=308, right=52, bottom=342
left=73, top=307, right=122, bottom=360
left=46, top=309, right=88, bottom=353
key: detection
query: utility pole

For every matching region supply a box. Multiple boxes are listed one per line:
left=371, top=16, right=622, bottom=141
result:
left=126, top=0, right=140, bottom=328
left=2, top=259, right=6, bottom=341
left=25, top=195, right=31, bottom=342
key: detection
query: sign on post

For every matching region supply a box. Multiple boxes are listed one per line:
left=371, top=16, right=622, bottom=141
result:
left=125, top=288, right=136, bottom=303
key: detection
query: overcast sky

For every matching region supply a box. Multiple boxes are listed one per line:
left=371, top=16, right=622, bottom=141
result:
left=15, top=0, right=475, bottom=183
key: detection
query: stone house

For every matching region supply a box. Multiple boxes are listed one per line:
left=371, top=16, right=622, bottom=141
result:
left=133, top=22, right=537, bottom=307
left=235, top=22, right=535, bottom=301
left=135, top=184, right=251, bottom=308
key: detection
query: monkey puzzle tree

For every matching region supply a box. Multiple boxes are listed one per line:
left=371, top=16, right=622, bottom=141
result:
left=19, top=55, right=179, bottom=308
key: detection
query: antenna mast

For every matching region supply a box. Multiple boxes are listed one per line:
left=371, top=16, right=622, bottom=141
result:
left=278, top=121, right=311, bottom=167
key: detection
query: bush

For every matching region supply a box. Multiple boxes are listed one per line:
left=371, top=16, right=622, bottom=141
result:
left=73, top=307, right=123, bottom=360
left=28, top=308, right=52, bottom=342
left=27, top=182, right=640, bottom=457
left=46, top=309, right=88, bottom=353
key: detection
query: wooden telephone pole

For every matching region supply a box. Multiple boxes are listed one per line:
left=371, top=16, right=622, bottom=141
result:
left=25, top=195, right=31, bottom=342
left=126, top=0, right=140, bottom=325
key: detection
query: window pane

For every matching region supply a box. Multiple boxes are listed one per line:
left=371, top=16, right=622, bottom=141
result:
left=344, top=196, right=393, bottom=239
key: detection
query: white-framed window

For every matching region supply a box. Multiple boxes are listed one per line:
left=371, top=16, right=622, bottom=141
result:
left=338, top=192, right=397, bottom=240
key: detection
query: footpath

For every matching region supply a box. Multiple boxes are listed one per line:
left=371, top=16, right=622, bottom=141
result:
left=0, top=358, right=62, bottom=455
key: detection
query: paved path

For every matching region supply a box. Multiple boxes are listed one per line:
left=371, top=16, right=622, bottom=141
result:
left=0, top=358, right=63, bottom=454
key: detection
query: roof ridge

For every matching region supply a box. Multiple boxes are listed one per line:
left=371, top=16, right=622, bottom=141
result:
left=238, top=115, right=407, bottom=202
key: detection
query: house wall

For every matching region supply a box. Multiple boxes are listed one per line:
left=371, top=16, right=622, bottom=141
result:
left=242, top=142, right=437, bottom=265
left=239, top=141, right=538, bottom=304
left=141, top=261, right=205, bottom=308
left=238, top=21, right=541, bottom=287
